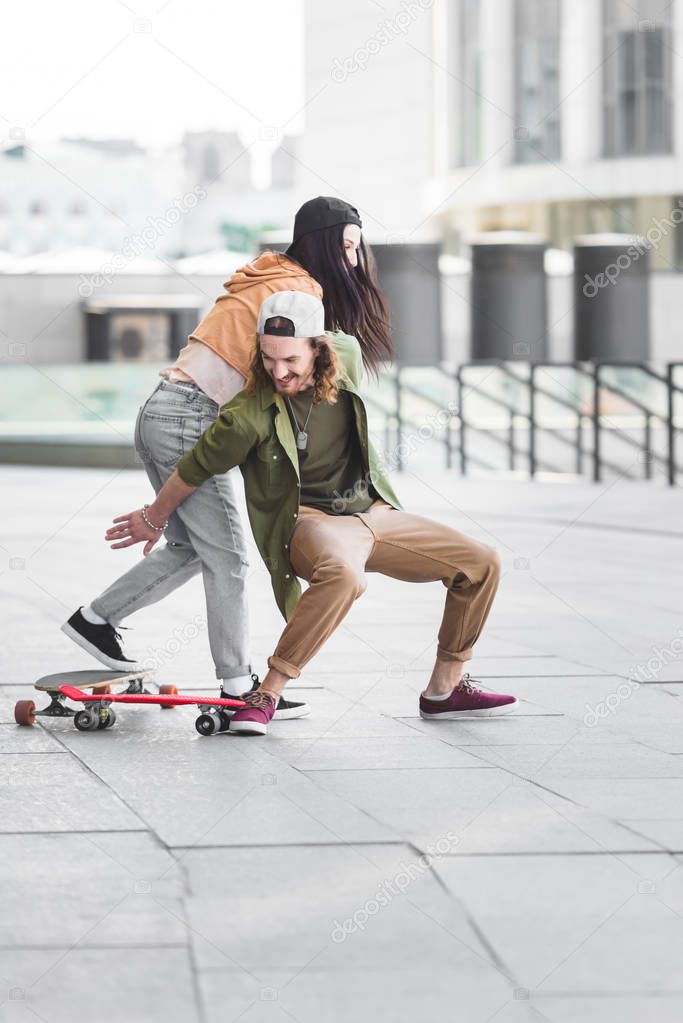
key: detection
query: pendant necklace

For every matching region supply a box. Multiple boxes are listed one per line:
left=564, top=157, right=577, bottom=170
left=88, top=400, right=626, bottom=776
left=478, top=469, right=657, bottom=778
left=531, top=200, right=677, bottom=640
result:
left=286, top=396, right=314, bottom=451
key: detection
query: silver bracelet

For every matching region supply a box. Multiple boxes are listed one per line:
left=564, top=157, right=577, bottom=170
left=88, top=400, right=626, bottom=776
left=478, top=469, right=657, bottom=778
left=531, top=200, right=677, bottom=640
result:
left=141, top=504, right=168, bottom=532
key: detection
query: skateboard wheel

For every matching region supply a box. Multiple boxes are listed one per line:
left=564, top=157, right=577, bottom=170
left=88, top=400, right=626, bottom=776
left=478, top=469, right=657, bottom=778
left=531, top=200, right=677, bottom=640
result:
left=14, top=700, right=36, bottom=727
left=159, top=684, right=178, bottom=709
left=74, top=710, right=99, bottom=732
left=100, top=709, right=117, bottom=729
left=195, top=712, right=217, bottom=736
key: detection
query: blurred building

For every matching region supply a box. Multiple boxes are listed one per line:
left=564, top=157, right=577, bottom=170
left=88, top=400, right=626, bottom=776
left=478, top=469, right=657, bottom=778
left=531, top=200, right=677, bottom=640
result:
left=0, top=131, right=300, bottom=259
left=302, top=0, right=683, bottom=267
left=427, top=0, right=683, bottom=270
left=180, top=130, right=299, bottom=252
left=299, top=0, right=436, bottom=239
left=0, top=138, right=182, bottom=256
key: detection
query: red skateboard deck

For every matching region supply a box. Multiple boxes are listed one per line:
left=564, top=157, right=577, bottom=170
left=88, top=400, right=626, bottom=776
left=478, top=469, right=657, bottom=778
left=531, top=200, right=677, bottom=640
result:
left=59, top=685, right=244, bottom=709
left=15, top=685, right=245, bottom=737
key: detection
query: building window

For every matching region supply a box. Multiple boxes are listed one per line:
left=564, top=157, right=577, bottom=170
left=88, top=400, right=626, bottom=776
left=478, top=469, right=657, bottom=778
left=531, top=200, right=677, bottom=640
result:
left=514, top=0, right=561, bottom=164
left=457, top=0, right=482, bottom=167
left=603, top=0, right=672, bottom=156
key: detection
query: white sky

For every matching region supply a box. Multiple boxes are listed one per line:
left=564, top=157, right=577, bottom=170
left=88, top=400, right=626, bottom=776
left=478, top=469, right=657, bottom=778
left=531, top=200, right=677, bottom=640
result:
left=1, top=0, right=305, bottom=149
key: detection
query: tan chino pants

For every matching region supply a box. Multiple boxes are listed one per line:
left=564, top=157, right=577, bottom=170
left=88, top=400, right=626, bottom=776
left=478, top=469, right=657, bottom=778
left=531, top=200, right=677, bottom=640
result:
left=267, top=500, right=501, bottom=679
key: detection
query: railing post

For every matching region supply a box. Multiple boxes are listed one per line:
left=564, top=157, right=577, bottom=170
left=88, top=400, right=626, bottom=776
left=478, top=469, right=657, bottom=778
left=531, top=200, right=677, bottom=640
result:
left=668, top=363, right=675, bottom=487
left=456, top=367, right=466, bottom=476
left=644, top=414, right=651, bottom=480
left=529, top=363, right=536, bottom=479
left=593, top=363, right=601, bottom=483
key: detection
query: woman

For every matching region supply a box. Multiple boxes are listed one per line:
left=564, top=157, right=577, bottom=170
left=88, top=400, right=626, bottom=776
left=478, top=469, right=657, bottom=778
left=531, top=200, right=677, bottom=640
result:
left=62, top=196, right=393, bottom=715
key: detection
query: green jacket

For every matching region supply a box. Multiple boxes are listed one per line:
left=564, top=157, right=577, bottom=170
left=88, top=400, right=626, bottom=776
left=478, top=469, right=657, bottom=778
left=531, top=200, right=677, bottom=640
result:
left=177, top=331, right=402, bottom=620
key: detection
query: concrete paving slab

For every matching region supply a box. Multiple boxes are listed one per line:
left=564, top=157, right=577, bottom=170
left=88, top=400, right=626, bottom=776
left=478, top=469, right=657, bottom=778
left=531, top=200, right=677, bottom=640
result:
left=301, top=768, right=658, bottom=854
left=197, top=966, right=535, bottom=1023
left=326, top=672, right=560, bottom=717
left=472, top=741, right=683, bottom=780
left=0, top=721, right=67, bottom=754
left=617, top=819, right=683, bottom=851
left=520, top=998, right=683, bottom=1023
left=0, top=753, right=145, bottom=833
left=537, top=778, right=683, bottom=819
left=401, top=712, right=630, bottom=746
left=0, top=832, right=182, bottom=947
left=267, top=735, right=490, bottom=771
left=3, top=466, right=682, bottom=1018
left=434, top=852, right=683, bottom=996
left=51, top=726, right=394, bottom=846
left=0, top=948, right=197, bottom=1023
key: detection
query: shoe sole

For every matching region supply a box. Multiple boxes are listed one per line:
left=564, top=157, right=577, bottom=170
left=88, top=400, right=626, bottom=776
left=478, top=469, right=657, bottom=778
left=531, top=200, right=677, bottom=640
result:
left=419, top=698, right=519, bottom=720
left=229, top=720, right=269, bottom=735
left=61, top=622, right=145, bottom=673
left=222, top=704, right=311, bottom=721
left=274, top=704, right=311, bottom=721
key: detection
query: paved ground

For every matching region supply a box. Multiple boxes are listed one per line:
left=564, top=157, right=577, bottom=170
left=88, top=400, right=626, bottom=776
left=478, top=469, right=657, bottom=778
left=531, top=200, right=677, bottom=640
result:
left=2, top=463, right=683, bottom=1022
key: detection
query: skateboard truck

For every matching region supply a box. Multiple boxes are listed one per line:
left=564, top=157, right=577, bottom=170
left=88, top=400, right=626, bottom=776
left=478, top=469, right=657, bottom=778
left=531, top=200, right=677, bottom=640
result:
left=23, top=670, right=157, bottom=723
left=122, top=678, right=153, bottom=695
left=36, top=691, right=78, bottom=718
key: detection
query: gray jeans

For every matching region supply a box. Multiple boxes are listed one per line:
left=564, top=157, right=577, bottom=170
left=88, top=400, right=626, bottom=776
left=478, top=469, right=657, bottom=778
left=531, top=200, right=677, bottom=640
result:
left=91, top=380, right=251, bottom=679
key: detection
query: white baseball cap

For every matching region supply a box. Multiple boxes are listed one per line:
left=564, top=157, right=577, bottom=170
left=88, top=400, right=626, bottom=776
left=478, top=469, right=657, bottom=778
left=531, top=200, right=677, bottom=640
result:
left=257, top=290, right=325, bottom=338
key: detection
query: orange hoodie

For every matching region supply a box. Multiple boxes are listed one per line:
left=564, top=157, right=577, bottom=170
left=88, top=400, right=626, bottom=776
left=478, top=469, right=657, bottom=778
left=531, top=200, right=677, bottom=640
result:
left=189, top=251, right=323, bottom=378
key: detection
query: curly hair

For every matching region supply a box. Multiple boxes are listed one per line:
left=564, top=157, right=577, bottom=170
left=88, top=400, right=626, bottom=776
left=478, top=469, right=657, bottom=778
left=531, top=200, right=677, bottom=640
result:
left=245, top=317, right=343, bottom=405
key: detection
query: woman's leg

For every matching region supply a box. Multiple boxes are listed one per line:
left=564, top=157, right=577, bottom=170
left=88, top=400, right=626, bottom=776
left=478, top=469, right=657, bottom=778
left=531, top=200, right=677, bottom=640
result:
left=89, top=470, right=202, bottom=624
left=82, top=382, right=252, bottom=679
left=89, top=388, right=202, bottom=625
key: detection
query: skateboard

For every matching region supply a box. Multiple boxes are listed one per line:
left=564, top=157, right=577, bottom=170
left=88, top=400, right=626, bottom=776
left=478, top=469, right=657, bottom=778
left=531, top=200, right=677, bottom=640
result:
left=15, top=684, right=245, bottom=737
left=15, top=669, right=163, bottom=722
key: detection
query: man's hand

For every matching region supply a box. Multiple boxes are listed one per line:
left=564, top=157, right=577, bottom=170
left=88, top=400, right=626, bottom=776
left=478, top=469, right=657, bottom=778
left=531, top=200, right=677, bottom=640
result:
left=105, top=470, right=197, bottom=557
left=106, top=509, right=163, bottom=556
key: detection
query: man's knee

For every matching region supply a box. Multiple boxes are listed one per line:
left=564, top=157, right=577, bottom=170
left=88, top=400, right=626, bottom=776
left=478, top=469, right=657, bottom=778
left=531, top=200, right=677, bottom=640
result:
left=486, top=546, right=501, bottom=580
left=314, top=559, right=367, bottom=599
left=453, top=542, right=500, bottom=585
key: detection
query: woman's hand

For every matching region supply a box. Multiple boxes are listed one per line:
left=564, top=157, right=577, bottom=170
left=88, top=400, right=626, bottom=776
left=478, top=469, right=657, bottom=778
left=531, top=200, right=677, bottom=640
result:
left=105, top=509, right=163, bottom=556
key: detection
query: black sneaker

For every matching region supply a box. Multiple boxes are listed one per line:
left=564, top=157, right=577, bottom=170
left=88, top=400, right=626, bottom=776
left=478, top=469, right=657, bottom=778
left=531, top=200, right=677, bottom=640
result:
left=61, top=608, right=144, bottom=673
left=220, top=674, right=310, bottom=721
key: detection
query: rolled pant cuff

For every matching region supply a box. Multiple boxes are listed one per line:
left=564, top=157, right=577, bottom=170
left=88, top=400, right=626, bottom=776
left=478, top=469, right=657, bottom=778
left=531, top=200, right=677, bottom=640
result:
left=436, top=645, right=473, bottom=664
left=267, top=655, right=301, bottom=679
left=89, top=600, right=116, bottom=624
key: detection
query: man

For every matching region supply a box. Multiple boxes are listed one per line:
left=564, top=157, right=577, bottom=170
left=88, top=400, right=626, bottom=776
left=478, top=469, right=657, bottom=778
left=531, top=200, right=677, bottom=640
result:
left=107, top=291, right=518, bottom=735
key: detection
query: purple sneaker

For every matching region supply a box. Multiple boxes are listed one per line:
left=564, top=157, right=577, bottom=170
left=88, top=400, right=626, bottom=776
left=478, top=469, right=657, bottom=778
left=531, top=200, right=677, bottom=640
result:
left=229, top=689, right=278, bottom=736
left=420, top=673, right=518, bottom=720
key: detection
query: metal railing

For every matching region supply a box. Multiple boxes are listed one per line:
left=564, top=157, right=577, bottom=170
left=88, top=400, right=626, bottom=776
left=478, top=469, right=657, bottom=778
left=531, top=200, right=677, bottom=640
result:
left=364, top=360, right=683, bottom=485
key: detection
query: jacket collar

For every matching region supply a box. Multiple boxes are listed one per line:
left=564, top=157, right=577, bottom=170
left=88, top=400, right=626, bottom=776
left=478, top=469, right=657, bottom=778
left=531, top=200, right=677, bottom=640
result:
left=258, top=370, right=355, bottom=412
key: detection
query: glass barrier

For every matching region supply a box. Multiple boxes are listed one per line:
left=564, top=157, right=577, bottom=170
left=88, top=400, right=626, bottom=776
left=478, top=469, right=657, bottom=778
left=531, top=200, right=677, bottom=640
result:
left=0, top=364, right=172, bottom=442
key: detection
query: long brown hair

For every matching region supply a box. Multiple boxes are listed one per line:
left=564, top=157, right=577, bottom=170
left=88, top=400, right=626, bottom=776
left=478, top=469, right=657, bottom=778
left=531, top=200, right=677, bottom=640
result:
left=245, top=317, right=343, bottom=405
left=285, top=223, right=392, bottom=376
